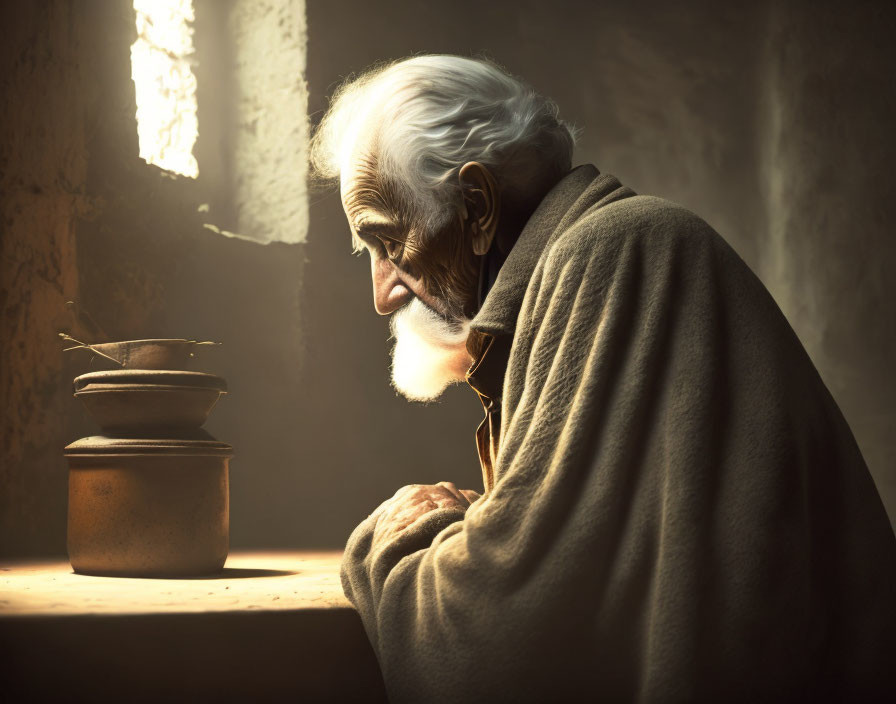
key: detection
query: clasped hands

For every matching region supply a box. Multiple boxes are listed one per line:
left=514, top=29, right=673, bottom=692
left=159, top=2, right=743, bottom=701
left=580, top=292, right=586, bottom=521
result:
left=369, top=481, right=481, bottom=546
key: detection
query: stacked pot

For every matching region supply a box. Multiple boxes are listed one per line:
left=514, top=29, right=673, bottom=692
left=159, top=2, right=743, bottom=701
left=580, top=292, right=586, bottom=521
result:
left=65, top=350, right=232, bottom=578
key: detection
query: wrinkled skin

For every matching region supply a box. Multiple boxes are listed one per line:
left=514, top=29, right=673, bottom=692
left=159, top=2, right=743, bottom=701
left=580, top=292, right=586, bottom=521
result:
left=370, top=482, right=482, bottom=547
left=340, top=160, right=502, bottom=538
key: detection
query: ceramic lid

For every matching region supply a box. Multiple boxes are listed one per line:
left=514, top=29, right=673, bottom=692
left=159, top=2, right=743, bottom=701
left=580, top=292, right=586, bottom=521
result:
left=73, top=370, right=227, bottom=394
left=65, top=435, right=233, bottom=457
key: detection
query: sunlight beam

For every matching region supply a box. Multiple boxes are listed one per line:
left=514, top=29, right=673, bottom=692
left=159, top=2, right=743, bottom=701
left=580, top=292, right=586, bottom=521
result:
left=131, top=0, right=199, bottom=178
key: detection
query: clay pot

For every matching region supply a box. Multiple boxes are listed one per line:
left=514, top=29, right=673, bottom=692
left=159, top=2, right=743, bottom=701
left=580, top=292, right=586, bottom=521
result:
left=73, top=370, right=227, bottom=431
left=64, top=435, right=233, bottom=577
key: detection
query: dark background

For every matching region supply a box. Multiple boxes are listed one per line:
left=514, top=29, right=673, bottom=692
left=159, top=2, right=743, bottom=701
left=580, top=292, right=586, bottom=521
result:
left=2, top=0, right=894, bottom=557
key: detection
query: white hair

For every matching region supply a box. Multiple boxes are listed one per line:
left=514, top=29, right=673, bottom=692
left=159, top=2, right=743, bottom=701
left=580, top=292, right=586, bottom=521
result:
left=310, top=55, right=578, bottom=236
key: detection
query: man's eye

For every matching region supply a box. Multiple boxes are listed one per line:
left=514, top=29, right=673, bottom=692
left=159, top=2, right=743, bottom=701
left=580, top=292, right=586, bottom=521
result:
left=377, top=236, right=403, bottom=260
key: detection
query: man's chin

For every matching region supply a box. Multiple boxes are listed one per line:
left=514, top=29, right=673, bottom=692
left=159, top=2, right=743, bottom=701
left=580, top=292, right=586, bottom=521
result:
left=389, top=298, right=473, bottom=402
left=390, top=337, right=470, bottom=402
left=391, top=369, right=458, bottom=403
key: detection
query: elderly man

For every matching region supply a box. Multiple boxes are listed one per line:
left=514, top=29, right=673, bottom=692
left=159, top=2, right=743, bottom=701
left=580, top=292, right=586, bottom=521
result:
left=311, top=55, right=896, bottom=702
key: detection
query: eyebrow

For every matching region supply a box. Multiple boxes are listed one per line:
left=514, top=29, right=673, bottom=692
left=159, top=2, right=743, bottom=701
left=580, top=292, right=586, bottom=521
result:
left=353, top=213, right=393, bottom=232
left=349, top=212, right=394, bottom=254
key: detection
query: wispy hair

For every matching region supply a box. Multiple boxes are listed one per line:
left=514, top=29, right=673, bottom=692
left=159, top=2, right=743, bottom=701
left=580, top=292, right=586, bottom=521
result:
left=310, top=55, right=579, bottom=238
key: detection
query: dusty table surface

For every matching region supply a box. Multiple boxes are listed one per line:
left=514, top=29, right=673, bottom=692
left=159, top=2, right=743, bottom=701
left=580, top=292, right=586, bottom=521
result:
left=0, top=551, right=387, bottom=702
left=0, top=550, right=351, bottom=616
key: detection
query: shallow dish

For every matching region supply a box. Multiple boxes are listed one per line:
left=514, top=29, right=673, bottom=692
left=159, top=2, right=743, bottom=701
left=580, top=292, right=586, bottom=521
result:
left=73, top=371, right=227, bottom=431
left=65, top=338, right=219, bottom=370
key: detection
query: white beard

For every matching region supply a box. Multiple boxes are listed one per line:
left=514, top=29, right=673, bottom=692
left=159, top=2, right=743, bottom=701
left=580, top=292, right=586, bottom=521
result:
left=390, top=298, right=473, bottom=402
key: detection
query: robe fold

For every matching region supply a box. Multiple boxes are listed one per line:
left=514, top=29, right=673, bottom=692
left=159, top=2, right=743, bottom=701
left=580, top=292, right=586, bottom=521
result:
left=342, top=165, right=896, bottom=703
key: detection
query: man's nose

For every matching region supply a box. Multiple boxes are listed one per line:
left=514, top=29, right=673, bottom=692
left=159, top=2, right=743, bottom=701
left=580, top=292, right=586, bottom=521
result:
left=371, top=257, right=413, bottom=315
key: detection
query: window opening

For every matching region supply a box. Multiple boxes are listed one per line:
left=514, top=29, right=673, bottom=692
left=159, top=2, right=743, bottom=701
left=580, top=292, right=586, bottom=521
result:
left=131, top=0, right=199, bottom=178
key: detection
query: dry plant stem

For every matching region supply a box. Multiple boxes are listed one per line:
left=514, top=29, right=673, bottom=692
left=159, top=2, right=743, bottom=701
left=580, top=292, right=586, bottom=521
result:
left=58, top=333, right=124, bottom=367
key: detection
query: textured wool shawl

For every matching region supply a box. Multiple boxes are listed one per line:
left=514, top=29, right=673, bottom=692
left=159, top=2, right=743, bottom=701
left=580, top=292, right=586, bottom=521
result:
left=341, top=166, right=896, bottom=703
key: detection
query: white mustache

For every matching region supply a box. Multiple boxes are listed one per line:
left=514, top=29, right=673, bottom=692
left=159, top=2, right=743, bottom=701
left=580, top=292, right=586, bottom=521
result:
left=390, top=298, right=470, bottom=349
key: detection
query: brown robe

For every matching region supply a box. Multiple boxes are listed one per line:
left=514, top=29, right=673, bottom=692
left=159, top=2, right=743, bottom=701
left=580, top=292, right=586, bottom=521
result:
left=341, top=165, right=896, bottom=703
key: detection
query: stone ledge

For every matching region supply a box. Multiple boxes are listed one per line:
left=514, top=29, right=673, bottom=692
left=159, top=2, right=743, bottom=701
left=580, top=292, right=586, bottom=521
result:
left=0, top=551, right=387, bottom=703
left=0, top=551, right=351, bottom=615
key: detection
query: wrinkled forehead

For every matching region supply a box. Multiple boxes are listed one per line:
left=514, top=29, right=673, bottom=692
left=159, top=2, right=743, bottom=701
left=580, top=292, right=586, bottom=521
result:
left=339, top=149, right=399, bottom=228
left=338, top=115, right=380, bottom=203
left=339, top=157, right=399, bottom=254
left=338, top=166, right=367, bottom=209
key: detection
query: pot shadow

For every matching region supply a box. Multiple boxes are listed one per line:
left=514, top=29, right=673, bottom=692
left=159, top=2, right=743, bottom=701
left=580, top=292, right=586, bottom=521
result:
left=72, top=567, right=298, bottom=579
left=199, top=567, right=297, bottom=579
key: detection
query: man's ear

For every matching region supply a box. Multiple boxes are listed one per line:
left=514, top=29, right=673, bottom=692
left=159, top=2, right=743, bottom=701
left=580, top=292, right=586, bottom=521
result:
left=458, top=162, right=500, bottom=256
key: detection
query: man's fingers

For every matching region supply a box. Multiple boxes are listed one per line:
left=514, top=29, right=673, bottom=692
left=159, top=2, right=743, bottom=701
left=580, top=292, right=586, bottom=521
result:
left=370, top=482, right=474, bottom=528
left=460, top=489, right=481, bottom=504
left=435, top=481, right=467, bottom=504
left=368, top=482, right=480, bottom=547
left=436, top=481, right=481, bottom=507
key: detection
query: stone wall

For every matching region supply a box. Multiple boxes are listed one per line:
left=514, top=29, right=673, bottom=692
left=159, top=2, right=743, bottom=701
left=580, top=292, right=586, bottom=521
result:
left=1, top=3, right=91, bottom=555
left=758, top=2, right=896, bottom=505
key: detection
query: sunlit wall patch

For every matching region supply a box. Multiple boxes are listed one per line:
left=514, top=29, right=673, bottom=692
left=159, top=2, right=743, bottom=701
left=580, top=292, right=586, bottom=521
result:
left=130, top=0, right=199, bottom=178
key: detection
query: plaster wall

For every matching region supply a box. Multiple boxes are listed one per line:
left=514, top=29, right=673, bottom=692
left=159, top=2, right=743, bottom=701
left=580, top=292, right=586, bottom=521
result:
left=758, top=2, right=896, bottom=505
left=1, top=2, right=90, bottom=555
left=1, top=0, right=893, bottom=557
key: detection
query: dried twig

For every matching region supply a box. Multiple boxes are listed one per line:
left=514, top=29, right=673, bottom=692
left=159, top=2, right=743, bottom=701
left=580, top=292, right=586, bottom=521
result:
left=57, top=333, right=123, bottom=366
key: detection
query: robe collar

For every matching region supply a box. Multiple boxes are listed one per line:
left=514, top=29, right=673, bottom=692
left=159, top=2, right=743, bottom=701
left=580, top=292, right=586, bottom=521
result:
left=468, top=164, right=633, bottom=340
left=464, top=164, right=635, bottom=487
left=465, top=164, right=634, bottom=395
